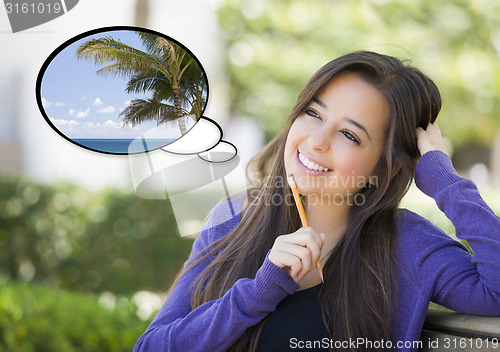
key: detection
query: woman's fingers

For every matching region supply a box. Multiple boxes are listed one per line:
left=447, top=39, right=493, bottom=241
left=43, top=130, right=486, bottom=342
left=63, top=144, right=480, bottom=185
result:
left=279, top=242, right=313, bottom=279
left=281, top=252, right=304, bottom=280
left=284, top=227, right=323, bottom=252
left=416, top=123, right=448, bottom=156
left=268, top=227, right=325, bottom=282
left=283, top=228, right=323, bottom=265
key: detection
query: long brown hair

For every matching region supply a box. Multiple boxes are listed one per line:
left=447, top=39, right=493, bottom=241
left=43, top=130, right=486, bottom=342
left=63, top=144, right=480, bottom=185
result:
left=181, top=51, right=441, bottom=351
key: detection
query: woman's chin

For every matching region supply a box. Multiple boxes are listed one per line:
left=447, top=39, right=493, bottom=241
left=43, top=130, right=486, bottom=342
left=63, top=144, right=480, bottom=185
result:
left=299, top=189, right=361, bottom=207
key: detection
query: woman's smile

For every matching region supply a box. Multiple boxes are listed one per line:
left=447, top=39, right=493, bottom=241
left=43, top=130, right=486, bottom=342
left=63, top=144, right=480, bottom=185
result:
left=296, top=149, right=333, bottom=174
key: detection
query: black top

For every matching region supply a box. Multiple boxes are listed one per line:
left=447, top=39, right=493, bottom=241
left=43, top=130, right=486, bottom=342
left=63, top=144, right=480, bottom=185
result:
left=255, top=284, right=330, bottom=351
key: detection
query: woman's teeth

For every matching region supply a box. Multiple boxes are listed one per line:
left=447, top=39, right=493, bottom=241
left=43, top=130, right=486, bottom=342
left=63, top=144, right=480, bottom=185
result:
left=298, top=152, right=330, bottom=172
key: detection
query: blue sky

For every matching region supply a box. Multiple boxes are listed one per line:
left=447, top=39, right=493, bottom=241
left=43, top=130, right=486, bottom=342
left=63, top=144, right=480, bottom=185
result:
left=40, top=30, right=194, bottom=139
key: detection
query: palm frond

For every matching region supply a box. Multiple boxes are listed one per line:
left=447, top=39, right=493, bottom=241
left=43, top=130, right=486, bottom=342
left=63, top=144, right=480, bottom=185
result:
left=136, top=32, right=164, bottom=56
left=125, top=72, right=172, bottom=95
left=156, top=37, right=177, bottom=60
left=119, top=98, right=178, bottom=126
left=94, top=62, right=152, bottom=79
left=75, top=37, right=165, bottom=79
left=178, top=57, right=194, bottom=79
left=151, top=86, right=175, bottom=103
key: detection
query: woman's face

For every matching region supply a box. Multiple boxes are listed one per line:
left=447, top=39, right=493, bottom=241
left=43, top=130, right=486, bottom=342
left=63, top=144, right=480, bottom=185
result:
left=284, top=72, right=390, bottom=204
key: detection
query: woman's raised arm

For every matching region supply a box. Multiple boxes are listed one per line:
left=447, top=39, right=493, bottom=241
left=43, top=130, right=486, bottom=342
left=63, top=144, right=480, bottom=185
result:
left=412, top=147, right=500, bottom=315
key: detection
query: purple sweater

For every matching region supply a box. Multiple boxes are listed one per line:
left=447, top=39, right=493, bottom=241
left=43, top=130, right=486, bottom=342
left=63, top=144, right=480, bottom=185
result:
left=134, top=151, right=500, bottom=351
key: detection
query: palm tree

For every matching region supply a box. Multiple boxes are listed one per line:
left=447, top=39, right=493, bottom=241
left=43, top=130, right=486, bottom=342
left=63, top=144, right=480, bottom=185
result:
left=75, top=31, right=207, bottom=135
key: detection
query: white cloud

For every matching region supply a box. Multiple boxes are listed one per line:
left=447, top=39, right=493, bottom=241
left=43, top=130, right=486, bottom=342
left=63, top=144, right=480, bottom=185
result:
left=43, top=98, right=66, bottom=109
left=42, top=97, right=53, bottom=108
left=104, top=120, right=122, bottom=128
left=50, top=118, right=80, bottom=127
left=69, top=107, right=90, bottom=118
left=93, top=97, right=104, bottom=106
left=51, top=117, right=183, bottom=140
left=97, top=106, right=116, bottom=113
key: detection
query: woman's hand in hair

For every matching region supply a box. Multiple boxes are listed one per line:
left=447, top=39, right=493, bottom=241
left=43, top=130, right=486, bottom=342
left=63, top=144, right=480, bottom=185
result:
left=416, top=123, right=448, bottom=157
left=268, top=227, right=326, bottom=283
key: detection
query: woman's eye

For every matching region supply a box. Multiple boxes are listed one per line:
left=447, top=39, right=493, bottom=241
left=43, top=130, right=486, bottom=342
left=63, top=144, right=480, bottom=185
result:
left=341, top=130, right=360, bottom=145
left=305, top=109, right=321, bottom=120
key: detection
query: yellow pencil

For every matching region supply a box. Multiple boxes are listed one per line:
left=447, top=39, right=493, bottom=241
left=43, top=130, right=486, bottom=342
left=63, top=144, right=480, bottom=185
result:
left=287, top=174, right=324, bottom=283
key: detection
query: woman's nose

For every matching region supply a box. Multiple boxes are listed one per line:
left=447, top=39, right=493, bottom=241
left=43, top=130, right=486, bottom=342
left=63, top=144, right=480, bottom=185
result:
left=308, top=127, right=331, bottom=152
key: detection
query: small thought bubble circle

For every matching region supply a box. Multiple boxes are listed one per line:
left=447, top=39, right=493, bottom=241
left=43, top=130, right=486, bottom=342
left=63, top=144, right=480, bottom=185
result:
left=36, top=26, right=209, bottom=155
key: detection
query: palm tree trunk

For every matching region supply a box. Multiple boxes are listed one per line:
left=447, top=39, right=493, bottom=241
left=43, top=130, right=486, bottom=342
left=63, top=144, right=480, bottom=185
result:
left=173, top=87, right=187, bottom=135
left=177, top=116, right=187, bottom=135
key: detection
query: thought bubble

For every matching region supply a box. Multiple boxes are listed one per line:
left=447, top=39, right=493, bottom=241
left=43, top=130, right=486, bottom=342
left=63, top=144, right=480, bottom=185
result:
left=197, top=140, right=238, bottom=163
left=36, top=26, right=209, bottom=155
left=35, top=26, right=243, bottom=237
left=128, top=143, right=246, bottom=237
left=160, top=116, right=222, bottom=155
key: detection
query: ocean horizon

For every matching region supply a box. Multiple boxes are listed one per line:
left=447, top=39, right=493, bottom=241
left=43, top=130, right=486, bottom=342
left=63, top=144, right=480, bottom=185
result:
left=72, top=138, right=176, bottom=154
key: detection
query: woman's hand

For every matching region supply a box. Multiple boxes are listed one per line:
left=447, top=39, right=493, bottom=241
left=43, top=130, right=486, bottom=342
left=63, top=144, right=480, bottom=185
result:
left=268, top=227, right=325, bottom=283
left=416, top=123, right=448, bottom=156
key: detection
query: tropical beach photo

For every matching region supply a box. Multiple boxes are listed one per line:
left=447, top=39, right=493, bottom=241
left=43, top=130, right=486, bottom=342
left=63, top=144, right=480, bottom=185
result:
left=39, top=27, right=208, bottom=154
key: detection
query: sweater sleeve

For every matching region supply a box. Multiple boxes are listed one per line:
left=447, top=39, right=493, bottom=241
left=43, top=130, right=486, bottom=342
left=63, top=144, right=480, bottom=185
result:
left=413, top=150, right=500, bottom=315
left=133, top=198, right=300, bottom=352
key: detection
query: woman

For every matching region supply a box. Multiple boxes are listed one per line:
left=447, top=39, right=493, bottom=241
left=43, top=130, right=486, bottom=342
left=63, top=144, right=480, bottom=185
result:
left=134, top=51, right=500, bottom=351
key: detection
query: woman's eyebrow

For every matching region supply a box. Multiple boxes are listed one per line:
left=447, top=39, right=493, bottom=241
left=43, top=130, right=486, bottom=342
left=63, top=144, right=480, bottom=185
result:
left=312, top=98, right=326, bottom=109
left=344, top=117, right=371, bottom=141
left=312, top=98, right=372, bottom=141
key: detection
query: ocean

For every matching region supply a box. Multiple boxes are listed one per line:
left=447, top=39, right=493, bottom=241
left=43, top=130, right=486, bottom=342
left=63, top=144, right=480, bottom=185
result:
left=72, top=138, right=176, bottom=154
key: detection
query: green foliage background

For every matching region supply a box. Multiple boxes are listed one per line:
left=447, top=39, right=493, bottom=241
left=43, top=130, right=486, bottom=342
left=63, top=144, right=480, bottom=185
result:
left=0, top=175, right=195, bottom=350
left=0, top=278, right=145, bottom=352
left=0, top=175, right=191, bottom=349
left=217, top=0, right=500, bottom=145
left=0, top=175, right=193, bottom=294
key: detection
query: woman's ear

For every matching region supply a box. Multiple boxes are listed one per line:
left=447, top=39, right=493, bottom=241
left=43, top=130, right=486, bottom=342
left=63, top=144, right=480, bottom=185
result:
left=368, top=176, right=378, bottom=187
left=367, top=157, right=401, bottom=188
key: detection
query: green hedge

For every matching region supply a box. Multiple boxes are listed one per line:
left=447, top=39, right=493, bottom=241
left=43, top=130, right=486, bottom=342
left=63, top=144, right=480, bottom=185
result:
left=0, top=278, right=146, bottom=352
left=0, top=174, right=194, bottom=295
